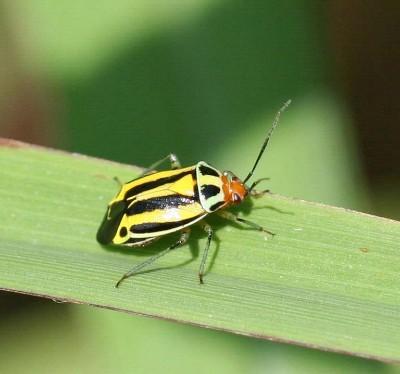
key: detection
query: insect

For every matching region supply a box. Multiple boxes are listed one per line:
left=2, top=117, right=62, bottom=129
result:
left=97, top=100, right=291, bottom=287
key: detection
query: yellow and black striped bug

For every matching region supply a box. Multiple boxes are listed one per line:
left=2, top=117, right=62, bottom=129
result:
left=97, top=100, right=291, bottom=287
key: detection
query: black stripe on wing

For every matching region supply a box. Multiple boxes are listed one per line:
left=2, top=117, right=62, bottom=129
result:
left=124, top=169, right=195, bottom=199
left=130, top=215, right=204, bottom=234
left=127, top=195, right=196, bottom=215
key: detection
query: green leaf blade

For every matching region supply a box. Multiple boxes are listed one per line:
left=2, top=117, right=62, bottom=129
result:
left=1, top=139, right=399, bottom=362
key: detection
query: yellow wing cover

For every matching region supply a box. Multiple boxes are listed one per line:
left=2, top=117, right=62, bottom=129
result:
left=97, top=166, right=207, bottom=245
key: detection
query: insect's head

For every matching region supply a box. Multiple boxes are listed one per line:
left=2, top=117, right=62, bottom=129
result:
left=222, top=171, right=248, bottom=205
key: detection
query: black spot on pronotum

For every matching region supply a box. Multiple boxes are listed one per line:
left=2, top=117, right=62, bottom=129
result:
left=199, top=164, right=219, bottom=177
left=209, top=201, right=225, bottom=211
left=201, top=184, right=221, bottom=199
left=119, top=227, right=128, bottom=237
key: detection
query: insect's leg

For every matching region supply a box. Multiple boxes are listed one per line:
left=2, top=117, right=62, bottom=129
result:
left=139, top=153, right=181, bottom=177
left=113, top=176, right=123, bottom=187
left=168, top=154, right=181, bottom=170
left=250, top=189, right=270, bottom=198
left=113, top=154, right=181, bottom=185
left=248, top=178, right=270, bottom=197
left=218, top=211, right=275, bottom=237
left=198, top=223, right=213, bottom=284
left=115, top=228, right=190, bottom=288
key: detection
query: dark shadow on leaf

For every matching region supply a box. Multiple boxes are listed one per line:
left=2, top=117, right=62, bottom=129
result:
left=251, top=205, right=294, bottom=215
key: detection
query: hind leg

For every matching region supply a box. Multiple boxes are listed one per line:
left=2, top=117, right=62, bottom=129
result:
left=115, top=228, right=190, bottom=287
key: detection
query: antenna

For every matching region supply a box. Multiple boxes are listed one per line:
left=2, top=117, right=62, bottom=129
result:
left=242, top=99, right=291, bottom=184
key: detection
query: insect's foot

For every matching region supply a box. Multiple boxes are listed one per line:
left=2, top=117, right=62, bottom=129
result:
left=199, top=274, right=204, bottom=285
left=113, top=176, right=123, bottom=187
left=115, top=276, right=126, bottom=288
left=262, top=228, right=275, bottom=237
left=251, top=189, right=271, bottom=198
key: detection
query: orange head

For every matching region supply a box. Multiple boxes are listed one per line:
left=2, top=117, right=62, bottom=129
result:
left=221, top=171, right=248, bottom=205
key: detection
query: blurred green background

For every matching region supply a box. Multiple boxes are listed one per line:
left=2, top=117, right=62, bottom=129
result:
left=1, top=1, right=399, bottom=372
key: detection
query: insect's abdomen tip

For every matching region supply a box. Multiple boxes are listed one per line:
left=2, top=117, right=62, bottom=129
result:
left=96, top=228, right=111, bottom=245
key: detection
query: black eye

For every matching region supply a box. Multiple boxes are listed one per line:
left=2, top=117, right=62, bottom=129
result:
left=233, top=193, right=241, bottom=203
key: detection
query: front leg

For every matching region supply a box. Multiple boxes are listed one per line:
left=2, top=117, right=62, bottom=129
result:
left=218, top=210, right=275, bottom=237
left=248, top=178, right=270, bottom=197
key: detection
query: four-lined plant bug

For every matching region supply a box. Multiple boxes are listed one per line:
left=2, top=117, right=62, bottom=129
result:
left=97, top=100, right=291, bottom=287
